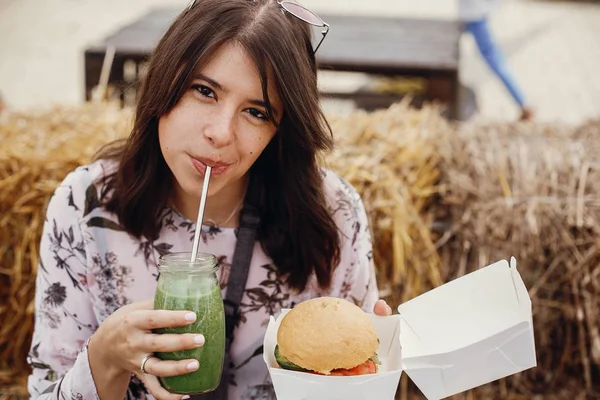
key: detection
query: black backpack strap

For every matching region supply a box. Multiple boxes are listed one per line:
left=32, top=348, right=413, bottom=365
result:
left=192, top=173, right=261, bottom=400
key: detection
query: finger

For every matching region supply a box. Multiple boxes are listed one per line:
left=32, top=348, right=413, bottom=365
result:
left=142, top=333, right=205, bottom=353
left=144, top=356, right=200, bottom=378
left=142, top=373, right=188, bottom=400
left=373, top=299, right=392, bottom=316
left=127, top=309, right=198, bottom=330
left=128, top=299, right=156, bottom=310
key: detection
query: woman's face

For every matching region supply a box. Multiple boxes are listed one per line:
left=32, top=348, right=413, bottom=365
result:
left=158, top=41, right=283, bottom=202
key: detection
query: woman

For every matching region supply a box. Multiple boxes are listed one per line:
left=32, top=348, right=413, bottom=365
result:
left=459, top=0, right=534, bottom=121
left=27, top=0, right=391, bottom=399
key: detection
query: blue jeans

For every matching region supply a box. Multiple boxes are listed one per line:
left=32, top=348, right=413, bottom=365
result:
left=466, top=19, right=526, bottom=107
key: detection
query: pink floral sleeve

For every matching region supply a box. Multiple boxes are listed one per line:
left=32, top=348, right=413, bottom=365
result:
left=324, top=170, right=379, bottom=312
left=27, top=172, right=100, bottom=399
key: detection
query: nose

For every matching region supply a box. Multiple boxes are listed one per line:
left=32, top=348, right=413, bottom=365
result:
left=202, top=107, right=235, bottom=148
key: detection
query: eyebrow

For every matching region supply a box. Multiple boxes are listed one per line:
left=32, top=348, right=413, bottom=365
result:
left=193, top=73, right=280, bottom=117
left=195, top=73, right=225, bottom=92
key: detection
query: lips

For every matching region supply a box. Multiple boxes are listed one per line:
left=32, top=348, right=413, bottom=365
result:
left=190, top=156, right=231, bottom=176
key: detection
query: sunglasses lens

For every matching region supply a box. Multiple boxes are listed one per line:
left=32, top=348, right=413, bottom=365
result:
left=281, top=2, right=324, bottom=26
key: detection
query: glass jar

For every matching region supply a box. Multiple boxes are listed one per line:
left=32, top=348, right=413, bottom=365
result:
left=153, top=252, right=225, bottom=395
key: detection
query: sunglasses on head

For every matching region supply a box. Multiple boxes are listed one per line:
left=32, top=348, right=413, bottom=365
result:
left=186, top=0, right=330, bottom=54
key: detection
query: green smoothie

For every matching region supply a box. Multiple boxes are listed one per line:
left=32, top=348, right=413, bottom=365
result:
left=153, top=277, right=225, bottom=394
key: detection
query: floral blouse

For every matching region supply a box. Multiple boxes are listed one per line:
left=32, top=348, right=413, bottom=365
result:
left=27, top=159, right=379, bottom=400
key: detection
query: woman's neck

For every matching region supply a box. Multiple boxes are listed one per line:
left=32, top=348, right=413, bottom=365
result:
left=171, top=175, right=248, bottom=228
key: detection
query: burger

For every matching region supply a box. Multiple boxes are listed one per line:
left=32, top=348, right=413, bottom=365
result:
left=274, top=297, right=381, bottom=376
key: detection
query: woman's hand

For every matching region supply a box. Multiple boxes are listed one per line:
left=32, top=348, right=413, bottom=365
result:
left=88, top=299, right=204, bottom=400
left=135, top=370, right=192, bottom=400
left=373, top=299, right=393, bottom=316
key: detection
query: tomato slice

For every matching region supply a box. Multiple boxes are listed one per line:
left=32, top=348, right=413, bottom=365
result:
left=308, top=359, right=378, bottom=376
left=329, top=359, right=377, bottom=376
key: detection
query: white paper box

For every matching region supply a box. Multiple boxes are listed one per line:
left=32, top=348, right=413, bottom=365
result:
left=263, top=310, right=403, bottom=400
left=263, top=257, right=537, bottom=400
left=399, top=257, right=537, bottom=399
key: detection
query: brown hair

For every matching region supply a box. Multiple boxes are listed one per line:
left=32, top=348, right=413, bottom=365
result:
left=94, top=0, right=340, bottom=292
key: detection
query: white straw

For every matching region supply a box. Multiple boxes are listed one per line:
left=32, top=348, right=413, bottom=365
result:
left=191, top=166, right=212, bottom=262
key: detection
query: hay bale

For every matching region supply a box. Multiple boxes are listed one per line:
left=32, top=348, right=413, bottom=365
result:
left=0, top=102, right=132, bottom=396
left=433, top=118, right=600, bottom=398
left=3, top=98, right=600, bottom=400
left=324, top=100, right=450, bottom=306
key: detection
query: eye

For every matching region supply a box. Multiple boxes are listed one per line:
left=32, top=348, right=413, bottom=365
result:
left=192, top=84, right=216, bottom=99
left=246, top=108, right=268, bottom=121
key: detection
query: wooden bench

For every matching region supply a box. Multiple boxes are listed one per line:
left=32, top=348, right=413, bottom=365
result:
left=84, top=8, right=461, bottom=118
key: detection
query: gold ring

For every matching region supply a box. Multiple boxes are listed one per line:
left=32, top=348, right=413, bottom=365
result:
left=140, top=354, right=153, bottom=374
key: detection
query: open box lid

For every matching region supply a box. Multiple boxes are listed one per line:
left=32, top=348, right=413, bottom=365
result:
left=397, top=257, right=537, bottom=399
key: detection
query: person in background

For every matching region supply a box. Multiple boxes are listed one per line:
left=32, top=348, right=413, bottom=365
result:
left=459, top=0, right=534, bottom=121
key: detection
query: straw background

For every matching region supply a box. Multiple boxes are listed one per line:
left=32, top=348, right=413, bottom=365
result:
left=0, top=100, right=599, bottom=399
left=0, top=102, right=133, bottom=398
left=429, top=118, right=600, bottom=399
